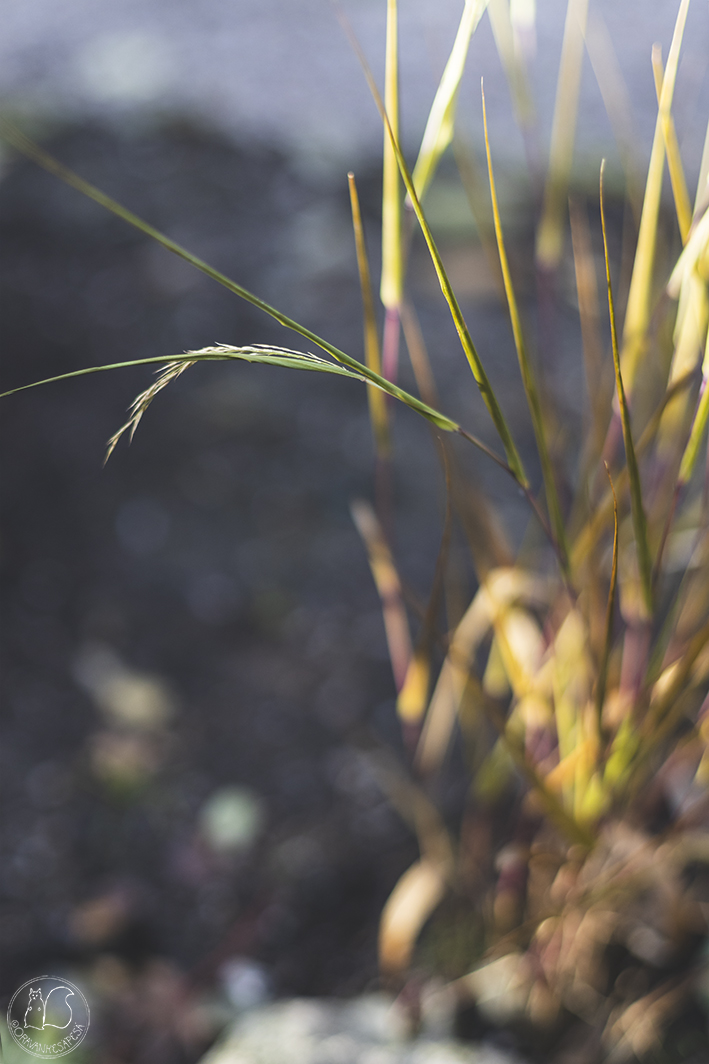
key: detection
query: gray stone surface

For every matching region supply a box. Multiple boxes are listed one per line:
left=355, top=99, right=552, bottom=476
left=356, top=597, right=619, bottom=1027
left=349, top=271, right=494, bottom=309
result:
left=2, top=0, right=708, bottom=177
left=199, top=996, right=522, bottom=1064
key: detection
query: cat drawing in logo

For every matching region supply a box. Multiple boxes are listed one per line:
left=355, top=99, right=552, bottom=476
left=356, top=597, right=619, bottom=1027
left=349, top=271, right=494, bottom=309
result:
left=23, top=985, right=74, bottom=1031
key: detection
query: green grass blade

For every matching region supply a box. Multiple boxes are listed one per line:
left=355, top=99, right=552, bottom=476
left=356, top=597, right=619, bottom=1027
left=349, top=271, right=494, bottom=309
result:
left=335, top=9, right=529, bottom=488
left=600, top=162, right=653, bottom=618
left=348, top=172, right=391, bottom=456
left=411, top=0, right=490, bottom=203
left=620, top=0, right=691, bottom=389
left=380, top=0, right=402, bottom=312
left=482, top=85, right=568, bottom=569
left=536, top=0, right=589, bottom=271
left=0, top=119, right=388, bottom=392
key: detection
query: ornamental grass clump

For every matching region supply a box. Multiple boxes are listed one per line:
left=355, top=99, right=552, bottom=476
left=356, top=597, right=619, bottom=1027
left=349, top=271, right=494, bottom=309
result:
left=3, top=0, right=709, bottom=1059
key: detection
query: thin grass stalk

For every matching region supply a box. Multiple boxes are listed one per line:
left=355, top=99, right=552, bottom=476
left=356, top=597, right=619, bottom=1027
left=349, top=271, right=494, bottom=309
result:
left=595, top=464, right=619, bottom=741
left=335, top=10, right=530, bottom=490
left=652, top=46, right=692, bottom=245
left=348, top=172, right=391, bottom=457
left=399, top=299, right=439, bottom=408
left=600, top=161, right=653, bottom=618
left=482, top=84, right=569, bottom=571
left=620, top=0, right=691, bottom=390
left=535, top=0, right=589, bottom=271
left=452, top=134, right=506, bottom=300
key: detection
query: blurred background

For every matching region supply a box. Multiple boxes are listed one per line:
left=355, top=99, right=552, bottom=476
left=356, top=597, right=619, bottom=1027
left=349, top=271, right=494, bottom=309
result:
left=1, top=2, right=708, bottom=1062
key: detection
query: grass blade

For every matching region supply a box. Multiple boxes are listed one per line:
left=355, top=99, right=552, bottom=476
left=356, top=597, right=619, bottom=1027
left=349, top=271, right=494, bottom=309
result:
left=600, top=161, right=653, bottom=618
left=348, top=172, right=390, bottom=456
left=652, top=45, right=692, bottom=244
left=620, top=0, right=691, bottom=390
left=536, top=0, right=589, bottom=271
left=0, top=125, right=518, bottom=455
left=0, top=342, right=468, bottom=437
left=411, top=0, right=490, bottom=203
left=350, top=499, right=412, bottom=691
left=482, top=84, right=569, bottom=570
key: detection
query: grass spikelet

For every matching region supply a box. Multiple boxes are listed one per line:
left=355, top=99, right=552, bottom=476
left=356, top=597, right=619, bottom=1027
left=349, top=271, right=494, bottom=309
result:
left=105, top=360, right=195, bottom=462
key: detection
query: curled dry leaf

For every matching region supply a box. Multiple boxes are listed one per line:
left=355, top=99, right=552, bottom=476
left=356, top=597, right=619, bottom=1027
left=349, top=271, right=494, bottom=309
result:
left=379, top=857, right=449, bottom=978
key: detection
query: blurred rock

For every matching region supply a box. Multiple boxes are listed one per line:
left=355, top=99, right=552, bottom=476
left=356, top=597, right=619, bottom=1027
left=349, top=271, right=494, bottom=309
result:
left=199, top=996, right=524, bottom=1064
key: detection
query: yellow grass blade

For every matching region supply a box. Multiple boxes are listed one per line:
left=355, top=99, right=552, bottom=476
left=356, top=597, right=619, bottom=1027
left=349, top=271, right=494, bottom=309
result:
left=695, top=117, right=709, bottom=213
left=350, top=500, right=412, bottom=691
left=379, top=858, right=448, bottom=976
left=348, top=172, right=391, bottom=456
left=659, top=201, right=709, bottom=457
left=411, top=0, right=490, bottom=203
left=482, top=85, right=569, bottom=570
left=652, top=46, right=692, bottom=244
left=416, top=567, right=551, bottom=774
left=620, top=0, right=691, bottom=389
left=536, top=0, right=589, bottom=271
left=380, top=0, right=402, bottom=312
left=600, top=161, right=653, bottom=618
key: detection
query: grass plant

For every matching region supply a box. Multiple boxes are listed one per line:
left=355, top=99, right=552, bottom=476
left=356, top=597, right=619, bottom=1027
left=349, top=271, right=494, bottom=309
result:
left=3, top=0, right=709, bottom=1059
